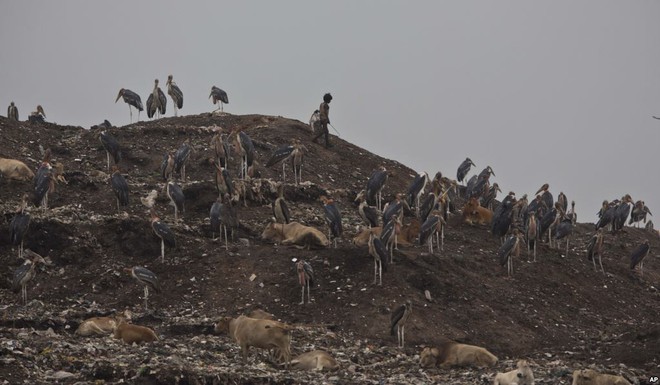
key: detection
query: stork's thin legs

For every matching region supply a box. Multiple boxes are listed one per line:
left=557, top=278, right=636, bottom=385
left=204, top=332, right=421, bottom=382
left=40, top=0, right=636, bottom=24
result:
left=440, top=226, right=445, bottom=251
left=144, top=286, right=149, bottom=311
left=129, top=105, right=133, bottom=124
left=299, top=285, right=304, bottom=305
left=223, top=225, right=229, bottom=250
left=106, top=152, right=111, bottom=172
left=161, top=240, right=165, bottom=263
left=306, top=282, right=311, bottom=303
left=565, top=238, right=569, bottom=257
left=598, top=254, right=604, bottom=274
left=374, top=259, right=378, bottom=285
left=282, top=163, right=286, bottom=183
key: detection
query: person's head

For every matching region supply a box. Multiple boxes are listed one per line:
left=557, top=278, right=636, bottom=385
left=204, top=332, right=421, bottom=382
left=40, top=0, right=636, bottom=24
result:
left=323, top=93, right=333, bottom=103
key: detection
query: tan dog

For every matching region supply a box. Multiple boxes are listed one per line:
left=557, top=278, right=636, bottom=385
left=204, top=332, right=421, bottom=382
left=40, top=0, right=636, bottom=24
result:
left=462, top=197, right=493, bottom=225
left=215, top=315, right=292, bottom=367
left=261, top=221, right=329, bottom=249
left=76, top=310, right=131, bottom=336
left=571, top=369, right=631, bottom=385
left=113, top=320, right=158, bottom=344
left=494, top=360, right=535, bottom=385
left=420, top=341, right=498, bottom=369
left=351, top=220, right=419, bottom=247
left=291, top=350, right=339, bottom=371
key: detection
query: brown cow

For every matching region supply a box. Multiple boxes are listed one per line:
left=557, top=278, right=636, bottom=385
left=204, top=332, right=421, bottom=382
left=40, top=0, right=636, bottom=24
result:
left=113, top=320, right=159, bottom=344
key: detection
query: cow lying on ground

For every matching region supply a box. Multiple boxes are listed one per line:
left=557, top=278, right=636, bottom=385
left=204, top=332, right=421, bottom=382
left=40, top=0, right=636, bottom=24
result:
left=290, top=350, right=339, bottom=371
left=113, top=319, right=159, bottom=344
left=462, top=197, right=493, bottom=225
left=571, top=369, right=631, bottom=385
left=351, top=220, right=419, bottom=247
left=261, top=221, right=329, bottom=249
left=76, top=310, right=131, bottom=336
left=0, top=158, right=34, bottom=181
left=494, top=360, right=535, bottom=385
left=215, top=315, right=292, bottom=367
left=420, top=340, right=498, bottom=369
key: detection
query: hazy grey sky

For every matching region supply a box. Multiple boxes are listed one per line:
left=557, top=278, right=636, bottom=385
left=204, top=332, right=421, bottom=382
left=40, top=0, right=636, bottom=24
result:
left=2, top=1, right=659, bottom=222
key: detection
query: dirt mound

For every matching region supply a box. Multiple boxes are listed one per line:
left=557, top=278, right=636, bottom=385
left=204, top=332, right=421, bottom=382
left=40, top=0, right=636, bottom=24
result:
left=0, top=113, right=658, bottom=384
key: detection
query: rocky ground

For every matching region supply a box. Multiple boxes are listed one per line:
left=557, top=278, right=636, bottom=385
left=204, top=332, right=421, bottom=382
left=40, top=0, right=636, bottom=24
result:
left=0, top=113, right=658, bottom=384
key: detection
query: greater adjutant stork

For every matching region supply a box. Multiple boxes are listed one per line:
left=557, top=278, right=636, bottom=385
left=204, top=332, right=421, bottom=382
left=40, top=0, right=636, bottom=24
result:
left=115, top=88, right=144, bottom=123
left=499, top=229, right=523, bottom=277
left=230, top=130, right=255, bottom=180
left=12, top=249, right=46, bottom=305
left=33, top=151, right=54, bottom=209
left=150, top=209, right=176, bottom=262
left=210, top=86, right=229, bottom=112
left=99, top=131, right=122, bottom=171
left=456, top=157, right=475, bottom=185
left=7, top=101, right=19, bottom=121
left=146, top=79, right=167, bottom=119
left=174, top=139, right=192, bottom=182
left=296, top=260, right=314, bottom=305
left=586, top=229, right=605, bottom=273
left=160, top=151, right=175, bottom=182
left=126, top=266, right=161, bottom=311
left=321, top=195, right=342, bottom=248
left=272, top=182, right=290, bottom=224
left=209, top=194, right=239, bottom=250
left=406, top=171, right=429, bottom=216
left=368, top=232, right=388, bottom=285
left=210, top=130, right=230, bottom=168
left=630, top=240, right=651, bottom=277
left=10, top=194, right=31, bottom=260
left=366, top=166, right=388, bottom=211
left=390, top=300, right=413, bottom=348
left=214, top=162, right=234, bottom=198
left=166, top=75, right=183, bottom=116
left=419, top=211, right=446, bottom=254
left=266, top=141, right=295, bottom=182
left=355, top=190, right=379, bottom=228
left=110, top=166, right=130, bottom=213
left=166, top=181, right=185, bottom=221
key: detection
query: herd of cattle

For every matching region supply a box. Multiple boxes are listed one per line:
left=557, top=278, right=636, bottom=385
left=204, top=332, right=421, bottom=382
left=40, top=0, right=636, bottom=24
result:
left=0, top=115, right=650, bottom=384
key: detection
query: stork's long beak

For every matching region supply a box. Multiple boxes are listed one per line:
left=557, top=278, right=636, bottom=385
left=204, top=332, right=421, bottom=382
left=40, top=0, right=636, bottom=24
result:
left=115, top=91, right=122, bottom=103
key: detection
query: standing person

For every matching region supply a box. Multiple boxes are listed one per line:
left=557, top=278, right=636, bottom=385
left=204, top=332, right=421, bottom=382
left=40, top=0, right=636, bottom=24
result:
left=312, top=93, right=332, bottom=148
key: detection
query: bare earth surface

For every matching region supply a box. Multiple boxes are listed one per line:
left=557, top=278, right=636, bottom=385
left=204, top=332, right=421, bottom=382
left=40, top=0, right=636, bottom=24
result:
left=0, top=113, right=658, bottom=384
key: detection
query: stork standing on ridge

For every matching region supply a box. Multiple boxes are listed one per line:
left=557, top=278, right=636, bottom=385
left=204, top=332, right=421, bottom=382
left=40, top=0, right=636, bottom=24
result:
left=586, top=229, right=605, bottom=273
left=419, top=212, right=446, bottom=255
left=406, top=171, right=429, bottom=216
left=174, top=139, right=192, bottom=182
left=10, top=194, right=31, bottom=259
left=214, top=162, right=234, bottom=198
left=266, top=141, right=294, bottom=182
left=209, top=194, right=238, bottom=250
left=499, top=229, right=523, bottom=277
left=390, top=300, right=413, bottom=349
left=115, top=88, right=143, bottom=123
left=321, top=196, right=342, bottom=248
left=366, top=166, right=388, bottom=211
left=166, top=181, right=185, bottom=221
left=34, top=151, right=54, bottom=209
left=126, top=266, right=161, bottom=311
left=110, top=166, right=129, bottom=213
left=554, top=216, right=574, bottom=256
left=210, top=86, right=229, bottom=112
left=535, top=183, right=554, bottom=213
left=166, top=75, right=183, bottom=117
left=12, top=249, right=46, bottom=305
left=161, top=151, right=175, bottom=182
left=99, top=131, right=122, bottom=171
left=526, top=211, right=538, bottom=261
left=456, top=157, right=475, bottom=185
left=272, top=182, right=290, bottom=224
left=231, top=130, right=255, bottom=180
left=355, top=190, right=379, bottom=228
left=296, top=260, right=314, bottom=305
left=7, top=101, right=19, bottom=121
left=150, top=209, right=176, bottom=262
left=210, top=130, right=230, bottom=168
left=630, top=240, right=650, bottom=277
left=146, top=79, right=166, bottom=119
left=381, top=213, right=402, bottom=263
left=368, top=233, right=388, bottom=285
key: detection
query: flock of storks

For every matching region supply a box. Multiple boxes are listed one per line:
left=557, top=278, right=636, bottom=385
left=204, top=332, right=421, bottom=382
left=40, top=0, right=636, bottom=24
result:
left=5, top=89, right=655, bottom=330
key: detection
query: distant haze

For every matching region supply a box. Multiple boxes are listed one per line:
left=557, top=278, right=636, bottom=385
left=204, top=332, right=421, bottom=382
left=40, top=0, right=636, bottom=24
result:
left=1, top=1, right=659, bottom=222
